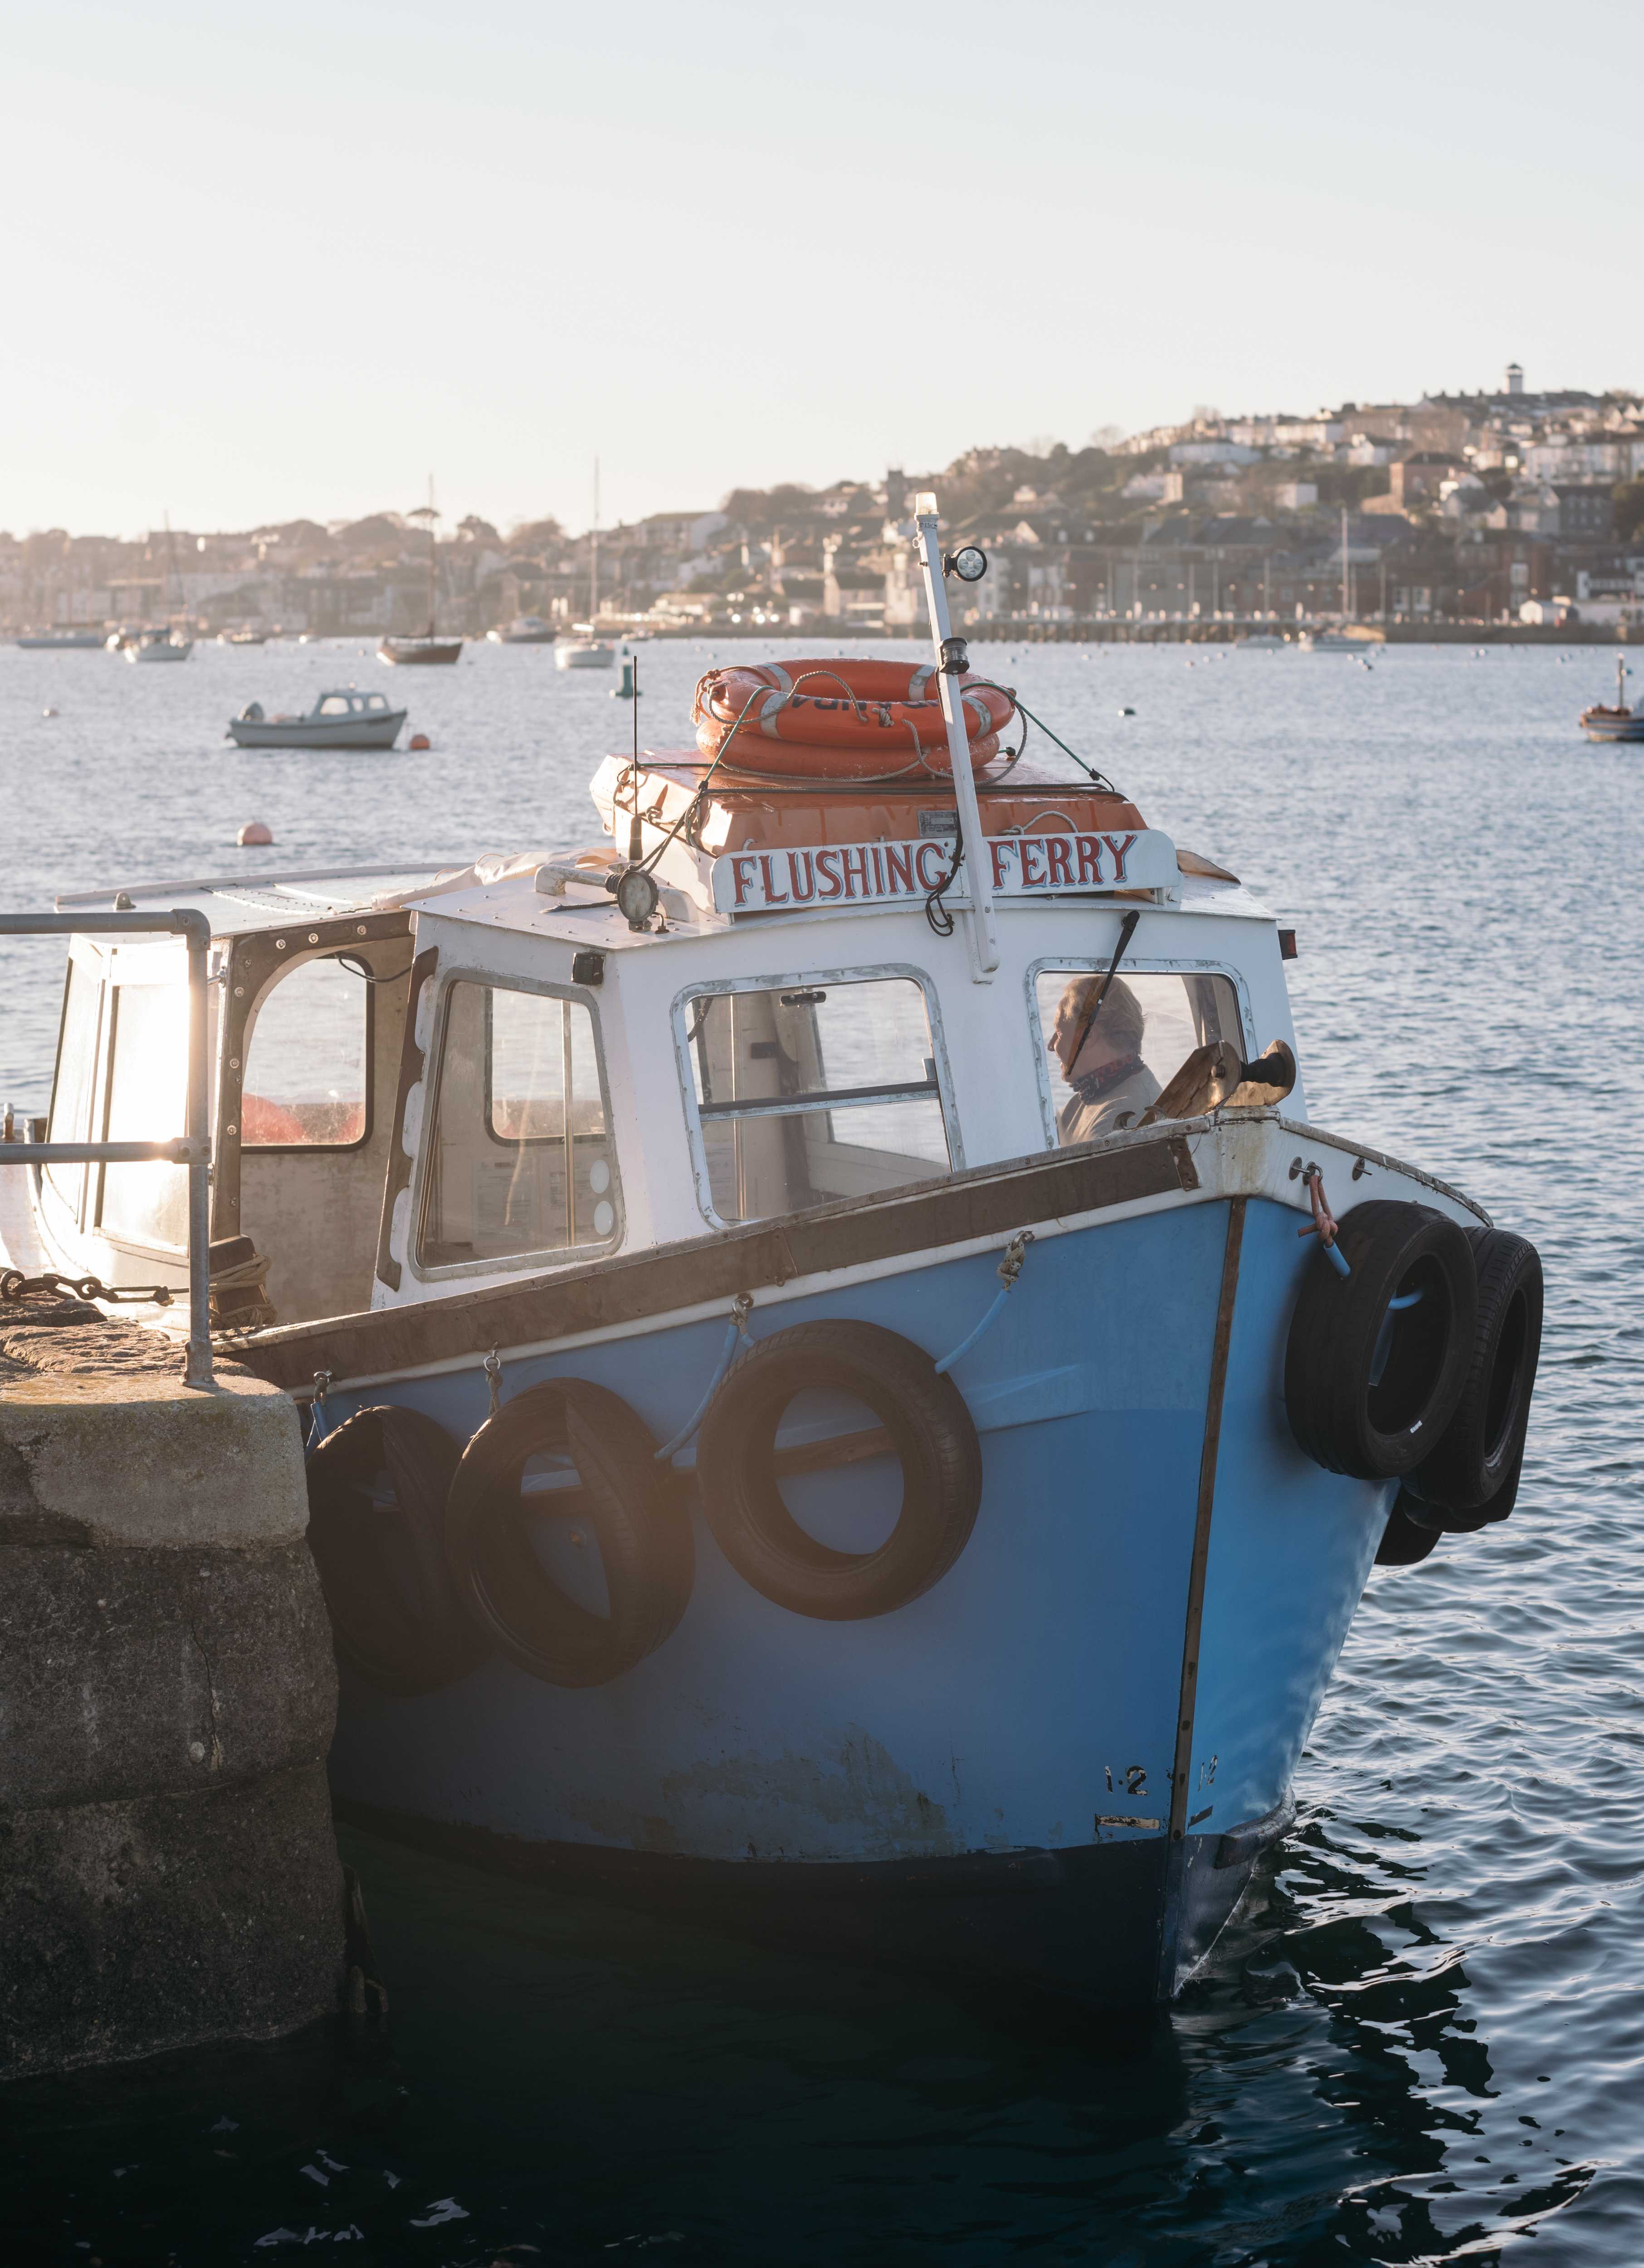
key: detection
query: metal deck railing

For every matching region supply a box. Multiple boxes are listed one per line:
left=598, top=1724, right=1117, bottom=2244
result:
left=0, top=909, right=213, bottom=1386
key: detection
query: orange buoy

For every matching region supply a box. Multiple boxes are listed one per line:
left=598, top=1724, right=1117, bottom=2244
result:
left=409, top=732, right=431, bottom=750
left=693, top=659, right=1015, bottom=780
left=237, top=820, right=274, bottom=846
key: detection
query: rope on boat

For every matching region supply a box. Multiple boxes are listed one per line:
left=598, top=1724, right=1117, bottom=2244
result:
left=935, top=1232, right=1035, bottom=1375
left=1298, top=1167, right=1351, bottom=1278
left=654, top=1293, right=754, bottom=1463
left=962, top=682, right=1116, bottom=792
left=305, top=1369, right=334, bottom=1454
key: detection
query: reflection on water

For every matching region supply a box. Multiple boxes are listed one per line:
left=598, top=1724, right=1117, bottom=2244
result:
left=2, top=640, right=1639, bottom=2260
left=3, top=1823, right=1603, bottom=2263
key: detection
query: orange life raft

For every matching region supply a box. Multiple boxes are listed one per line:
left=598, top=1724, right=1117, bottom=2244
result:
left=693, top=659, right=1017, bottom=780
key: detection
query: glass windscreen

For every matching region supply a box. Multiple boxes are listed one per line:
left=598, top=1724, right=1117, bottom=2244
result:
left=683, top=976, right=950, bottom=1224
left=1035, top=968, right=1243, bottom=1146
left=45, top=957, right=102, bottom=1213
left=100, top=982, right=190, bottom=1248
left=418, top=982, right=618, bottom=1269
left=243, top=955, right=369, bottom=1146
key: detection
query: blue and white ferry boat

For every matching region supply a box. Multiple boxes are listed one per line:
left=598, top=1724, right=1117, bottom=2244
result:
left=1, top=502, right=1542, bottom=2008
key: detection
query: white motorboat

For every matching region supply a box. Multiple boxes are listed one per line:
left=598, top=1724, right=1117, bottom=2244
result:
left=15, top=630, right=105, bottom=650
left=1296, top=630, right=1381, bottom=653
left=126, top=630, right=195, bottom=664
left=228, top=689, right=406, bottom=751
left=488, top=616, right=556, bottom=645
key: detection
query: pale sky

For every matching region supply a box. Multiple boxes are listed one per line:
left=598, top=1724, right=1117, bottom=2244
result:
left=3, top=0, right=1638, bottom=537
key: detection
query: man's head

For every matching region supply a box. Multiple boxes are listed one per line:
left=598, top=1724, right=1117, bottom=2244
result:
left=1050, top=973, right=1146, bottom=1082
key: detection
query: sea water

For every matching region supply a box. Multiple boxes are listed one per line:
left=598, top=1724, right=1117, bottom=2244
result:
left=1, top=636, right=1639, bottom=2264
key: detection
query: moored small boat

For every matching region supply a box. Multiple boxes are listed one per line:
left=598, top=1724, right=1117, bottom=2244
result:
left=488, top=616, right=556, bottom=644
left=1579, top=657, right=1644, bottom=741
left=555, top=631, right=615, bottom=670
left=380, top=493, right=461, bottom=665
left=228, top=689, right=407, bottom=750
left=1296, top=628, right=1379, bottom=652
left=1, top=496, right=1544, bottom=2013
left=378, top=634, right=462, bottom=666
left=125, top=629, right=194, bottom=663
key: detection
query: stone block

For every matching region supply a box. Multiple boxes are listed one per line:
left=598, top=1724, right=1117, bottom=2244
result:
left=0, top=1367, right=309, bottom=1551
left=0, top=1541, right=338, bottom=1811
left=0, top=1762, right=343, bottom=2081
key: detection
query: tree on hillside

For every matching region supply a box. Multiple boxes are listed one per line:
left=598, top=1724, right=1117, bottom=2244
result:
left=507, top=518, right=565, bottom=553
left=719, top=483, right=819, bottom=533
left=1614, top=480, right=1644, bottom=544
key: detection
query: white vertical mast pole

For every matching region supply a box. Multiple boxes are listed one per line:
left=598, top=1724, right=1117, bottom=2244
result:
left=912, top=494, right=999, bottom=978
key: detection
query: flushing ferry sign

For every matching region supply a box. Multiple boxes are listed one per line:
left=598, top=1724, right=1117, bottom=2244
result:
left=711, top=827, right=1180, bottom=913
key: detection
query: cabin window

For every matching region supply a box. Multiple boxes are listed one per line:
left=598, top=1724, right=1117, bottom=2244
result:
left=1033, top=967, right=1244, bottom=1146
left=99, top=982, right=190, bottom=1249
left=45, top=956, right=103, bottom=1213
left=680, top=975, right=951, bottom=1227
left=242, top=956, right=369, bottom=1147
left=417, top=980, right=619, bottom=1271
left=318, top=694, right=351, bottom=715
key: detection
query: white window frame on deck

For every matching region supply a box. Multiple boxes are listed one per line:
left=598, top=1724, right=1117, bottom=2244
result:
left=669, top=959, right=963, bottom=1232
left=407, top=965, right=625, bottom=1286
left=1023, top=952, right=1257, bottom=1153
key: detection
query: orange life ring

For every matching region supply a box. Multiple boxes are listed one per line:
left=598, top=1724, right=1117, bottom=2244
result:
left=693, top=660, right=1016, bottom=780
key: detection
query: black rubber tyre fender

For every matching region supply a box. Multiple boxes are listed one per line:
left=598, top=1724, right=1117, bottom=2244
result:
left=694, top=1319, right=982, bottom=1621
left=306, top=1405, right=487, bottom=1696
left=1284, top=1200, right=1478, bottom=1479
left=444, top=1379, right=693, bottom=1687
left=1403, top=1227, right=1542, bottom=1520
left=1376, top=1493, right=1442, bottom=1567
left=1405, top=1448, right=1523, bottom=1537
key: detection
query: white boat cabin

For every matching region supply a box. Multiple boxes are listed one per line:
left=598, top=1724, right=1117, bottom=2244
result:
left=26, top=757, right=1304, bottom=1338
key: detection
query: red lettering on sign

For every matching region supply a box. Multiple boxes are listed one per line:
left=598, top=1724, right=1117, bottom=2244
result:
left=914, top=841, right=948, bottom=890
left=840, top=847, right=869, bottom=899
left=814, top=848, right=844, bottom=900
left=1076, top=836, right=1103, bottom=884
left=869, top=846, right=886, bottom=896
left=990, top=840, right=1013, bottom=890
left=884, top=842, right=915, bottom=894
left=758, top=854, right=788, bottom=906
left=731, top=855, right=759, bottom=907
left=1019, top=837, right=1046, bottom=887
left=1045, top=836, right=1073, bottom=886
left=1103, top=832, right=1139, bottom=880
left=786, top=851, right=817, bottom=903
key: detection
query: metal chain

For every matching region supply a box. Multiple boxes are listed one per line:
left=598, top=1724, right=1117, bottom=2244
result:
left=1, top=1268, right=175, bottom=1308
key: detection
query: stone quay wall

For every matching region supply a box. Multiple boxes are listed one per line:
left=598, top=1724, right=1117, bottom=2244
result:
left=0, top=1301, right=342, bottom=2080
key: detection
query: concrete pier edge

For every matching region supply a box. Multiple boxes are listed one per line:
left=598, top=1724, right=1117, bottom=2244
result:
left=0, top=1301, right=344, bottom=2081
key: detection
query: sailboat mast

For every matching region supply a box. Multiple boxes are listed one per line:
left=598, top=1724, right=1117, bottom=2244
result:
left=590, top=457, right=600, bottom=628
left=163, top=511, right=182, bottom=621
left=427, top=474, right=437, bottom=637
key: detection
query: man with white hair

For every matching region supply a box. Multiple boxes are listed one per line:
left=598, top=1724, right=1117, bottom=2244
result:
left=1048, top=972, right=1160, bottom=1145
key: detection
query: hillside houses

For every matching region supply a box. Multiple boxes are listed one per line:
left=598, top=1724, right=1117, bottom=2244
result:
left=8, top=368, right=1644, bottom=638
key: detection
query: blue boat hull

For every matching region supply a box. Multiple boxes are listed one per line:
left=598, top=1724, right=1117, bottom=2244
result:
left=318, top=1189, right=1390, bottom=2005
